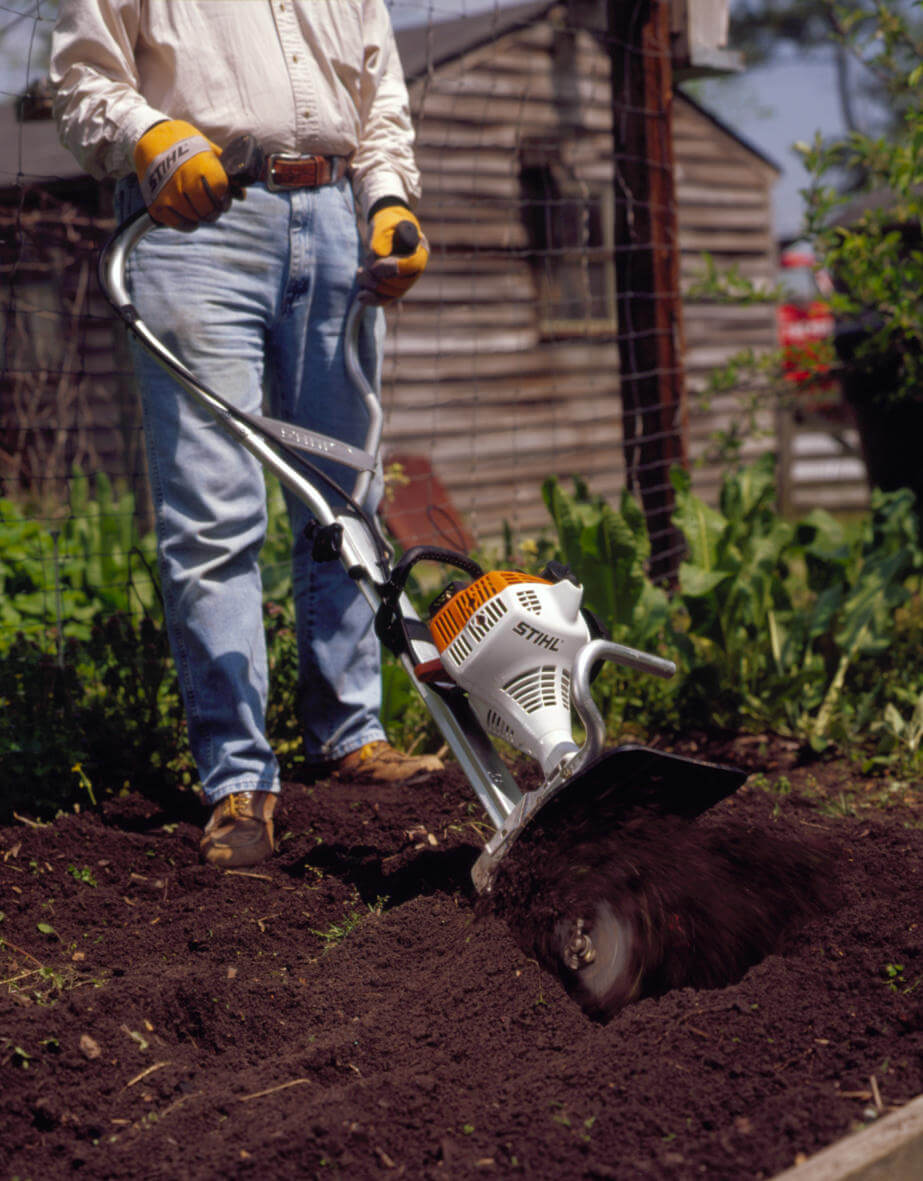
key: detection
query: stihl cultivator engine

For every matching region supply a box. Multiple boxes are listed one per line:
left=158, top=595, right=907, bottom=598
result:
left=99, top=137, right=746, bottom=1016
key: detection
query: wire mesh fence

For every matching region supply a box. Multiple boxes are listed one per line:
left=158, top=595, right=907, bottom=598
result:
left=1, top=0, right=787, bottom=658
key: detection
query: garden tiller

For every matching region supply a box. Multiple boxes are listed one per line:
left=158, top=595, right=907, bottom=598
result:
left=99, top=137, right=746, bottom=1013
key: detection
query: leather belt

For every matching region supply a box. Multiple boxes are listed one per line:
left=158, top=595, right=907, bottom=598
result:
left=262, top=153, right=349, bottom=191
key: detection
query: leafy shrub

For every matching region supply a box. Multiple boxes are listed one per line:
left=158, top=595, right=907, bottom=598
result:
left=1, top=475, right=436, bottom=815
left=0, top=615, right=192, bottom=818
left=6, top=457, right=923, bottom=819
left=0, top=474, right=159, bottom=648
left=672, top=457, right=923, bottom=745
left=540, top=458, right=923, bottom=757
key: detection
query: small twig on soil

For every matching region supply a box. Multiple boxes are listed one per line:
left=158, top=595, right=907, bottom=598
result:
left=0, top=969, right=40, bottom=988
left=869, top=1074, right=884, bottom=1114
left=375, top=1146, right=398, bottom=1169
left=223, top=869, right=273, bottom=881
left=238, top=1077, right=313, bottom=1102
left=12, top=812, right=48, bottom=828
left=125, top=1061, right=170, bottom=1088
left=0, top=937, right=45, bottom=968
left=156, top=1091, right=201, bottom=1120
left=839, top=1090, right=872, bottom=1100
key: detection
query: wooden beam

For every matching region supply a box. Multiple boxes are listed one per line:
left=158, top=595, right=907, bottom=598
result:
left=608, top=0, right=688, bottom=580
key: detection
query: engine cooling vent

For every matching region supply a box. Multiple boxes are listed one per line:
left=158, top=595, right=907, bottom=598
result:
left=502, top=666, right=560, bottom=714
left=429, top=570, right=549, bottom=650
left=561, top=668, right=571, bottom=712
left=484, top=708, right=516, bottom=744
left=447, top=631, right=473, bottom=665
left=515, top=588, right=543, bottom=615
left=466, top=596, right=508, bottom=642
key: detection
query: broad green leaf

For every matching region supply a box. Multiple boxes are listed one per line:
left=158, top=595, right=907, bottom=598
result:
left=672, top=492, right=726, bottom=572
left=678, top=565, right=732, bottom=598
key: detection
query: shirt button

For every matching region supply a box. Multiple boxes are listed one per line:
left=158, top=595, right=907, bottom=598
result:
left=292, top=54, right=298, bottom=63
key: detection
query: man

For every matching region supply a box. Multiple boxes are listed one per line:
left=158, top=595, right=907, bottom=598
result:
left=50, top=0, right=442, bottom=869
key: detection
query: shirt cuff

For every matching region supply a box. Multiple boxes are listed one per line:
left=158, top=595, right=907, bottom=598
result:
left=354, top=169, right=413, bottom=223
left=116, top=103, right=172, bottom=174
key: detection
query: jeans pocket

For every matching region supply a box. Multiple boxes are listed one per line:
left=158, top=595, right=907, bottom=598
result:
left=337, top=179, right=362, bottom=246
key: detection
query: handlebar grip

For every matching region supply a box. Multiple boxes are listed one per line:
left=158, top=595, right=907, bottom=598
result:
left=222, top=134, right=265, bottom=190
left=392, top=220, right=420, bottom=257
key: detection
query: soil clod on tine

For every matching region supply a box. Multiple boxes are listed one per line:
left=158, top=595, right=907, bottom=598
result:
left=488, top=800, right=838, bottom=1022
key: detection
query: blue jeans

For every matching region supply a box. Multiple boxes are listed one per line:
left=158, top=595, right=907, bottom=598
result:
left=116, top=178, right=386, bottom=804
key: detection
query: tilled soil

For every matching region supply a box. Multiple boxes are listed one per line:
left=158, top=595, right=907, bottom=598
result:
left=1, top=736, right=921, bottom=1179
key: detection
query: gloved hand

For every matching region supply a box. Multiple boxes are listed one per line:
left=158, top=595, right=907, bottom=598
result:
left=133, top=119, right=230, bottom=230
left=358, top=201, right=429, bottom=305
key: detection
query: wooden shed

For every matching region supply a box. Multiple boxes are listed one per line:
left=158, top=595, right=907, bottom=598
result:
left=0, top=87, right=140, bottom=511
left=381, top=0, right=783, bottom=549
left=1, top=1, right=801, bottom=553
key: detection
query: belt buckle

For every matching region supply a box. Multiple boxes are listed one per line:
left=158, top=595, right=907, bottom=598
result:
left=265, top=153, right=313, bottom=191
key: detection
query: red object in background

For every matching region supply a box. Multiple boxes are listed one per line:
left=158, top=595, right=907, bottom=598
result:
left=775, top=247, right=838, bottom=406
left=380, top=452, right=475, bottom=553
left=779, top=246, right=840, bottom=380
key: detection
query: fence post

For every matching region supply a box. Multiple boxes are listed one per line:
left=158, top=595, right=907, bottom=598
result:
left=608, top=0, right=688, bottom=580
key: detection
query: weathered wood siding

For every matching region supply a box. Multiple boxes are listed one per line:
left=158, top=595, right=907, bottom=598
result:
left=673, top=97, right=781, bottom=502
left=0, top=203, right=148, bottom=518
left=379, top=13, right=789, bottom=548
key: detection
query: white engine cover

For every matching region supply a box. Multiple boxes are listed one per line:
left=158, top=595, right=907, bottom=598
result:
left=436, top=578, right=591, bottom=776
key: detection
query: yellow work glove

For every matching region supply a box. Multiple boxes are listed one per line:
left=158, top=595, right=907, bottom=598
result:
left=133, top=119, right=230, bottom=230
left=358, top=202, right=429, bottom=305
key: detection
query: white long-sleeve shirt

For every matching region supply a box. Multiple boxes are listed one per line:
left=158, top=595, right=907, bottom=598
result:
left=50, top=0, right=420, bottom=219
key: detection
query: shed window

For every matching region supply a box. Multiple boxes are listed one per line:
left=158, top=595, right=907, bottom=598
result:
left=520, top=159, right=616, bottom=338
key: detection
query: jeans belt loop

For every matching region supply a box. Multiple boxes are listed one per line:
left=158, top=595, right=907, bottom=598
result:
left=265, top=153, right=347, bottom=191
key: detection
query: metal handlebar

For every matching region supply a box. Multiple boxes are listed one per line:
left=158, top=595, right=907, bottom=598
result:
left=97, top=205, right=382, bottom=510
left=569, top=640, right=675, bottom=777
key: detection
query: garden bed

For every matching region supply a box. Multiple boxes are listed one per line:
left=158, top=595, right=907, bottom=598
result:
left=1, top=735, right=921, bottom=1179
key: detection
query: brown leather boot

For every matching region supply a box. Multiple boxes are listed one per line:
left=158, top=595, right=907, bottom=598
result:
left=331, top=741, right=444, bottom=784
left=200, top=791, right=277, bottom=868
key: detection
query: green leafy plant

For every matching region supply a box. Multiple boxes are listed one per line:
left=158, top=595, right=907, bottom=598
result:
left=540, top=474, right=678, bottom=735
left=677, top=461, right=923, bottom=743
left=0, top=612, right=193, bottom=818
left=539, top=460, right=923, bottom=761
left=798, top=3, right=923, bottom=401
left=789, top=4, right=923, bottom=522
left=542, top=474, right=670, bottom=652
left=0, top=474, right=159, bottom=649
left=883, top=962, right=920, bottom=994
left=6, top=455, right=923, bottom=819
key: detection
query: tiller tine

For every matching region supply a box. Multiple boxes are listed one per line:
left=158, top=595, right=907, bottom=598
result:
left=472, top=744, right=747, bottom=893
left=475, top=745, right=749, bottom=1019
left=523, top=744, right=748, bottom=834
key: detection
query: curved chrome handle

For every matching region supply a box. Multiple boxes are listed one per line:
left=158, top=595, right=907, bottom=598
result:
left=567, top=639, right=677, bottom=778
left=98, top=209, right=383, bottom=506
left=98, top=208, right=154, bottom=314
left=343, top=299, right=383, bottom=507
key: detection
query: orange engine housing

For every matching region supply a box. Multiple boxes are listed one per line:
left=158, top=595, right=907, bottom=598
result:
left=428, top=571, right=552, bottom=653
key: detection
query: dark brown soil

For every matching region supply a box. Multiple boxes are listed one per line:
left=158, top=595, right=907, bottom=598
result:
left=2, top=735, right=922, bottom=1179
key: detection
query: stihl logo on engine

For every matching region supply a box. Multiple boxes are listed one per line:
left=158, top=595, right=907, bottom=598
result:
left=512, top=621, right=560, bottom=650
